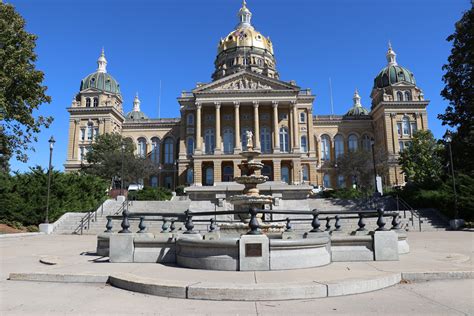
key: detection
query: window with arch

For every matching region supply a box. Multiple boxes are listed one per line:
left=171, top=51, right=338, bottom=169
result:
left=205, top=128, right=215, bottom=154
left=301, top=135, right=308, bottom=153
left=223, top=127, right=234, bottom=154
left=337, top=175, right=345, bottom=188
left=405, top=91, right=412, bottom=101
left=186, top=168, right=194, bottom=185
left=348, top=134, right=358, bottom=152
left=93, top=97, right=98, bottom=107
left=186, top=137, right=194, bottom=155
left=205, top=167, right=214, bottom=186
left=262, top=165, right=272, bottom=181
left=397, top=91, right=404, bottom=101
left=87, top=125, right=93, bottom=140
left=334, top=135, right=344, bottom=159
left=302, top=165, right=309, bottom=182
left=223, top=166, right=233, bottom=182
left=138, top=138, right=147, bottom=158
left=321, top=135, right=331, bottom=161
left=362, top=135, right=371, bottom=151
left=241, top=127, right=253, bottom=150
left=402, top=117, right=410, bottom=135
left=187, top=113, right=194, bottom=126
left=279, top=127, right=290, bottom=152
left=299, top=112, right=306, bottom=123
left=86, top=98, right=91, bottom=107
left=151, top=176, right=158, bottom=188
left=323, top=173, right=331, bottom=188
left=151, top=137, right=160, bottom=164
left=260, top=127, right=271, bottom=153
left=164, top=138, right=174, bottom=164
left=281, top=166, right=290, bottom=184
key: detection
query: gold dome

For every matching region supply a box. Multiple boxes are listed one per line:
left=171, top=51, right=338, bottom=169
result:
left=218, top=27, right=274, bottom=55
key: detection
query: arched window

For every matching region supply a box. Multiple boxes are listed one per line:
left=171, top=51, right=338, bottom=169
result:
left=151, top=137, right=160, bottom=163
left=323, top=173, right=331, bottom=188
left=302, top=165, right=309, bottom=182
left=204, top=128, right=215, bottom=154
left=186, top=137, right=194, bottom=155
left=405, top=91, right=412, bottom=101
left=260, top=127, right=271, bottom=153
left=86, top=98, right=91, bottom=107
left=321, top=135, right=331, bottom=161
left=223, top=166, right=233, bottom=182
left=281, top=166, right=290, bottom=184
left=279, top=127, right=290, bottom=152
left=137, top=138, right=147, bottom=158
left=241, top=127, right=253, bottom=150
left=151, top=176, right=158, bottom=188
left=164, top=138, right=174, bottom=164
left=187, top=113, right=194, bottom=126
left=334, top=135, right=344, bottom=159
left=299, top=112, right=306, bottom=123
left=337, top=175, right=345, bottom=188
left=397, top=91, right=404, bottom=101
left=93, top=97, right=98, bottom=107
left=186, top=168, right=194, bottom=185
left=402, top=117, right=410, bottom=135
left=205, top=167, right=214, bottom=186
left=223, top=127, right=234, bottom=154
left=348, top=134, right=358, bottom=151
left=262, top=165, right=272, bottom=181
left=300, top=135, right=308, bottom=153
left=362, top=134, right=371, bottom=151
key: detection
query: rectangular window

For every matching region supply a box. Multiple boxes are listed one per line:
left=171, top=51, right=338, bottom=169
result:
left=94, top=127, right=99, bottom=140
left=399, top=141, right=404, bottom=152
left=397, top=123, right=402, bottom=137
left=80, top=147, right=84, bottom=160
left=80, top=128, right=85, bottom=141
left=410, top=122, right=417, bottom=135
left=87, top=126, right=93, bottom=140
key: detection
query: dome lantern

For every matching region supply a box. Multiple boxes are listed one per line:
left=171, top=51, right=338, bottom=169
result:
left=79, top=48, right=121, bottom=94
left=386, top=41, right=397, bottom=66
left=237, top=0, right=252, bottom=29
left=373, top=44, right=416, bottom=90
left=133, top=92, right=141, bottom=112
left=97, top=48, right=107, bottom=73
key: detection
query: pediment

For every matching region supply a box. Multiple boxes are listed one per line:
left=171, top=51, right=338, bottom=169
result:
left=193, top=71, right=300, bottom=93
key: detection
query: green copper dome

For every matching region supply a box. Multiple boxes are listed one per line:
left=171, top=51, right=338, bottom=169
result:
left=125, top=110, right=148, bottom=120
left=346, top=89, right=369, bottom=116
left=373, top=44, right=416, bottom=89
left=80, top=72, right=121, bottom=94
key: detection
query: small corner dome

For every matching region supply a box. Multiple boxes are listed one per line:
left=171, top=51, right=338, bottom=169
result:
left=125, top=110, right=148, bottom=120
left=373, top=43, right=416, bottom=89
left=346, top=89, right=369, bottom=116
left=79, top=48, right=121, bottom=94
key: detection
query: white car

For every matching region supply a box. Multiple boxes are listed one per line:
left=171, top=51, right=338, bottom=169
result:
left=128, top=184, right=144, bottom=192
left=311, top=185, right=324, bottom=195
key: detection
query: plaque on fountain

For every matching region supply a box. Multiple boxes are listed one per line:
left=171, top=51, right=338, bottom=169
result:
left=245, top=243, right=262, bottom=257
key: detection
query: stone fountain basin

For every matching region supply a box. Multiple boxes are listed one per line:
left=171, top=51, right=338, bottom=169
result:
left=227, top=194, right=273, bottom=205
left=233, top=175, right=268, bottom=184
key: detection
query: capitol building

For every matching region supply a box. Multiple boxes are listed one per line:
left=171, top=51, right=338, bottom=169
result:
left=64, top=1, right=429, bottom=190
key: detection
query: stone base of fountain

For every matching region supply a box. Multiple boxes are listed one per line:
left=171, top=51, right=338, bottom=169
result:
left=218, top=222, right=285, bottom=236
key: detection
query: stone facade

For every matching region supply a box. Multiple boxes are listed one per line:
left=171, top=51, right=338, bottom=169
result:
left=64, top=3, right=429, bottom=190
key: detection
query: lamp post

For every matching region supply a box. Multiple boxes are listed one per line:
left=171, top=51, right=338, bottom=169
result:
left=45, top=136, right=55, bottom=224
left=444, top=131, right=459, bottom=222
left=120, top=142, right=125, bottom=196
left=371, top=139, right=378, bottom=195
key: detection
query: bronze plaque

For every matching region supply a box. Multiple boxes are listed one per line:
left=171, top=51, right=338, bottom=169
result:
left=245, top=243, right=262, bottom=257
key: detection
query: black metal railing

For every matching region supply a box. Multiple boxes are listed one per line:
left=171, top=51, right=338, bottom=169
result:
left=74, top=198, right=129, bottom=235
left=395, top=195, right=422, bottom=232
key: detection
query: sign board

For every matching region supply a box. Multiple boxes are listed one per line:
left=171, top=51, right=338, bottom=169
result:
left=245, top=243, right=262, bottom=257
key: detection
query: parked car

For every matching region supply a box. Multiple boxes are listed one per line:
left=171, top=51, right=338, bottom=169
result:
left=127, top=183, right=144, bottom=192
left=310, top=185, right=324, bottom=196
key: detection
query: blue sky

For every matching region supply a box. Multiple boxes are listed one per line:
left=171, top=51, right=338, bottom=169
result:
left=8, top=0, right=471, bottom=172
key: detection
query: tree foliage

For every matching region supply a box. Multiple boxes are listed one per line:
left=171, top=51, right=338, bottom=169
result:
left=128, top=187, right=172, bottom=201
left=0, top=4, right=52, bottom=169
left=438, top=7, right=474, bottom=175
left=0, top=167, right=108, bottom=227
left=82, top=133, right=159, bottom=187
left=336, top=149, right=374, bottom=191
left=398, top=130, right=443, bottom=189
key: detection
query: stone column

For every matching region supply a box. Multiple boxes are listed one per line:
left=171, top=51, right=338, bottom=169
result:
left=70, top=119, right=79, bottom=160
left=253, top=101, right=260, bottom=150
left=289, top=106, right=294, bottom=150
left=233, top=160, right=240, bottom=178
left=292, top=159, right=301, bottom=185
left=195, top=103, right=202, bottom=154
left=215, top=102, right=221, bottom=154
left=291, top=102, right=300, bottom=153
left=273, top=159, right=282, bottom=182
left=193, top=160, right=202, bottom=186
left=234, top=101, right=241, bottom=153
left=272, top=101, right=280, bottom=153
left=213, top=160, right=222, bottom=184
left=307, top=108, right=316, bottom=156
left=391, top=113, right=399, bottom=153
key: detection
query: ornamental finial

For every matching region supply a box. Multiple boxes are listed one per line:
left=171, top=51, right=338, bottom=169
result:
left=97, top=47, right=107, bottom=73
left=133, top=92, right=141, bottom=112
left=386, top=41, right=397, bottom=66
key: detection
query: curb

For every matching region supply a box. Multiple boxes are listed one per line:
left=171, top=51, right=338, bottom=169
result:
left=8, top=272, right=108, bottom=283
left=0, top=232, right=45, bottom=239
left=402, top=271, right=473, bottom=282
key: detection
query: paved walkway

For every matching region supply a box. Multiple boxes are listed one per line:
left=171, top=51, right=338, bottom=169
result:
left=1, top=231, right=473, bottom=313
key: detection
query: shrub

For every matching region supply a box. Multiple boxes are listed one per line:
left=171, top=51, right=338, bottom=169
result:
left=128, top=187, right=172, bottom=201
left=175, top=185, right=186, bottom=196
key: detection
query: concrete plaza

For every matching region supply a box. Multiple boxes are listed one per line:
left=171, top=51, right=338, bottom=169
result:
left=1, top=231, right=473, bottom=315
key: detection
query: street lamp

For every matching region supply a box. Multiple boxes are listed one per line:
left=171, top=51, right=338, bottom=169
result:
left=121, top=142, right=125, bottom=196
left=370, top=139, right=378, bottom=196
left=443, top=131, right=459, bottom=221
left=45, top=136, right=55, bottom=223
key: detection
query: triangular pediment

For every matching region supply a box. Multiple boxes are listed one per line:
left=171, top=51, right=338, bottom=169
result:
left=193, top=71, right=300, bottom=93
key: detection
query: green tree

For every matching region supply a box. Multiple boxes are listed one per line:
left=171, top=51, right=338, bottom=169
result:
left=439, top=7, right=474, bottom=175
left=398, top=130, right=443, bottom=189
left=336, top=149, right=374, bottom=191
left=0, top=4, right=53, bottom=169
left=82, top=133, right=159, bottom=187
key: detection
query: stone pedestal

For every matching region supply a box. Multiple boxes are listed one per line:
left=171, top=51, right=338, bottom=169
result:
left=239, top=235, right=269, bottom=271
left=449, top=219, right=465, bottom=230
left=110, top=234, right=134, bottom=263
left=116, top=195, right=126, bottom=203
left=39, top=223, right=54, bottom=234
left=373, top=231, right=399, bottom=261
